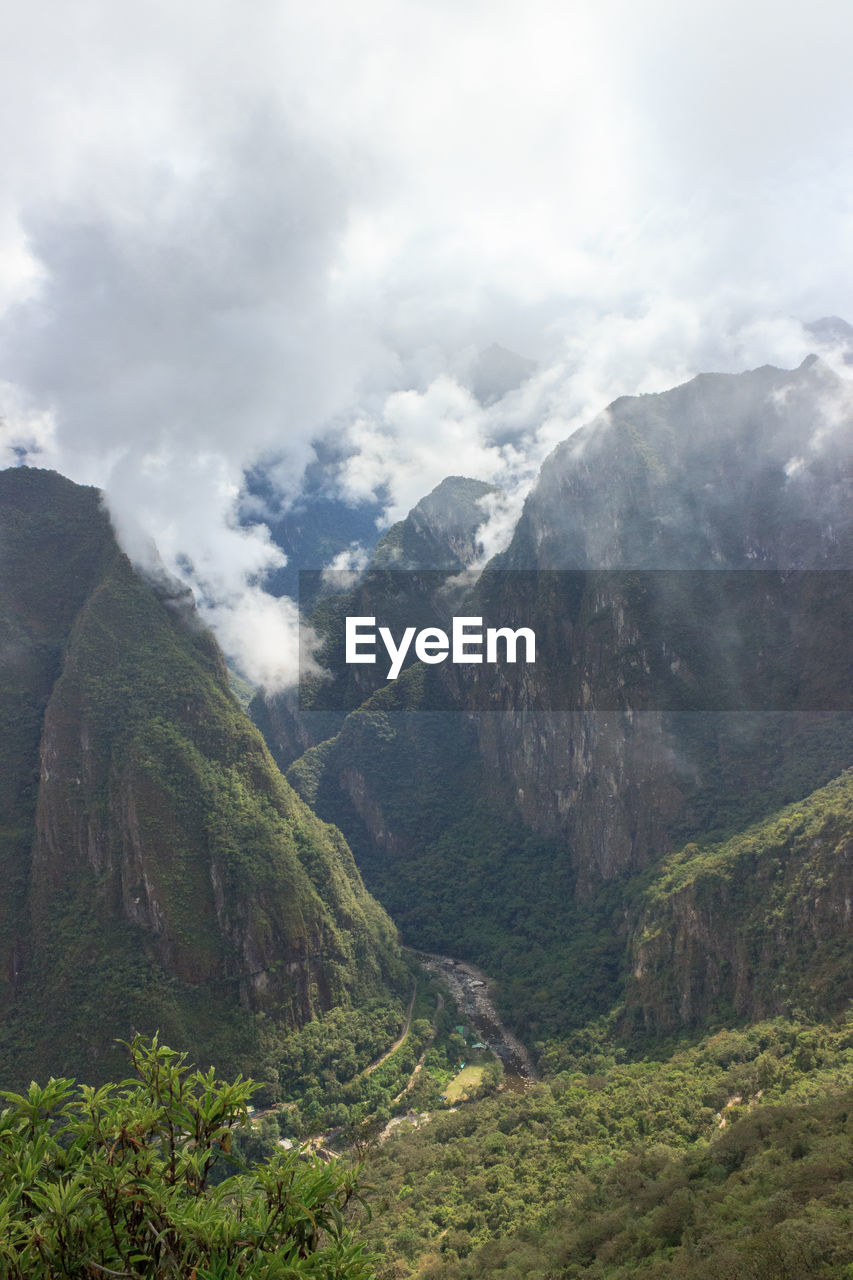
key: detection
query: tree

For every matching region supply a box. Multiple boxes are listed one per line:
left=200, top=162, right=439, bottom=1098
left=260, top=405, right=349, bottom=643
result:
left=0, top=1034, right=375, bottom=1278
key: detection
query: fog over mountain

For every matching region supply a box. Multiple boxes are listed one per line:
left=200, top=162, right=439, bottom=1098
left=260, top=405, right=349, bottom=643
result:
left=2, top=0, right=853, bottom=686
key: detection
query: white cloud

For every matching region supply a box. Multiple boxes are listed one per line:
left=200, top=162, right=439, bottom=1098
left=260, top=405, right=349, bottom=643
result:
left=330, top=303, right=823, bottom=563
left=0, top=384, right=56, bottom=469
left=201, top=586, right=305, bottom=691
left=321, top=543, right=371, bottom=586
left=1, top=0, right=853, bottom=684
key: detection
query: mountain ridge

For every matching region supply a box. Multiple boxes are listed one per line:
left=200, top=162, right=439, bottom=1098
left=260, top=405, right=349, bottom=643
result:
left=0, top=465, right=408, bottom=1084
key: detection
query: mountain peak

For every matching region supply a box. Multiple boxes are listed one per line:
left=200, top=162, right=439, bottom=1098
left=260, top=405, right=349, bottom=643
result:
left=462, top=343, right=537, bottom=405
left=508, top=357, right=853, bottom=570
left=804, top=315, right=853, bottom=364
left=373, top=475, right=500, bottom=570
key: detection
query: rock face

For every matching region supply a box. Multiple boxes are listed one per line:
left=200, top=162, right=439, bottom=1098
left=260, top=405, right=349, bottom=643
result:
left=279, top=356, right=853, bottom=1036
left=505, top=356, right=853, bottom=572
left=624, top=770, right=853, bottom=1031
left=472, top=356, right=853, bottom=885
left=0, top=467, right=406, bottom=1083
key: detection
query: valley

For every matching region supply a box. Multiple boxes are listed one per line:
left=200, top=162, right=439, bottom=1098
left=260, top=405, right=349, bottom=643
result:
left=4, top=4, right=853, bottom=1272
left=1, top=347, right=852, bottom=1277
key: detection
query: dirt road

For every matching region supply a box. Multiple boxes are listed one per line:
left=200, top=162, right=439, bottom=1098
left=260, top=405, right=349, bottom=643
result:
left=363, top=983, right=417, bottom=1076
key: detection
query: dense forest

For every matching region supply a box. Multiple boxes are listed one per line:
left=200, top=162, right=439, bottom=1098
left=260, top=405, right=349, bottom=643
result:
left=359, top=1014, right=853, bottom=1277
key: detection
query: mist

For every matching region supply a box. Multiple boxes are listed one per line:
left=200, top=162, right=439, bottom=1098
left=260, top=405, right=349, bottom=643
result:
left=2, top=0, right=853, bottom=687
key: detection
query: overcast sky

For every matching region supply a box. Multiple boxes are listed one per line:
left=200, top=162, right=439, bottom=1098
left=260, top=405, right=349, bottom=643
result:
left=1, top=0, right=852, bottom=684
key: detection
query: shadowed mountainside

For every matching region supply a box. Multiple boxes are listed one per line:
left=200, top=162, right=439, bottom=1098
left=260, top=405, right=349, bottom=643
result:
left=0, top=467, right=407, bottom=1084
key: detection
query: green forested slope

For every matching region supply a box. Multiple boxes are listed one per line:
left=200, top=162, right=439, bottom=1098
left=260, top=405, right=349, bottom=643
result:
left=624, top=769, right=853, bottom=1034
left=0, top=466, right=408, bottom=1085
left=351, top=765, right=853, bottom=1277
left=0, top=468, right=116, bottom=1022
left=362, top=1015, right=853, bottom=1278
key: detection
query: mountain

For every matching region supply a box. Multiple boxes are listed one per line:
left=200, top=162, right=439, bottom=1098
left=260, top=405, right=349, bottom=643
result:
left=251, top=475, right=502, bottom=775
left=4, top=360, right=852, bottom=1278
left=804, top=314, right=853, bottom=365
left=263, top=352, right=853, bottom=1273
left=469, top=354, right=853, bottom=884
left=624, top=768, right=853, bottom=1033
left=241, top=437, right=387, bottom=600
left=279, top=355, right=853, bottom=1043
left=372, top=475, right=499, bottom=570
left=0, top=467, right=407, bottom=1084
left=241, top=347, right=531, bottom=601
left=460, top=342, right=538, bottom=406
left=504, top=354, right=852, bottom=570
left=250, top=493, right=384, bottom=601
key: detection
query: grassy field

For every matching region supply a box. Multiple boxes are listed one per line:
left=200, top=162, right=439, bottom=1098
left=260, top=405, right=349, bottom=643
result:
left=444, top=1064, right=486, bottom=1103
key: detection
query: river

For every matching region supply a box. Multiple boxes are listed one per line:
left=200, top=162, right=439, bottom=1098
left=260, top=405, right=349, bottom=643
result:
left=410, top=949, right=538, bottom=1083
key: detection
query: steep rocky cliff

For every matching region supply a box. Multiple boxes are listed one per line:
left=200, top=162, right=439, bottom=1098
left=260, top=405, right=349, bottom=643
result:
left=624, top=769, right=853, bottom=1031
left=504, top=355, right=852, bottom=572
left=476, top=355, right=853, bottom=884
left=0, top=467, right=406, bottom=1083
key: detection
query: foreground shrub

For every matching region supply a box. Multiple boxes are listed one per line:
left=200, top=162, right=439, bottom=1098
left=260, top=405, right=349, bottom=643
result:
left=0, top=1034, right=374, bottom=1278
